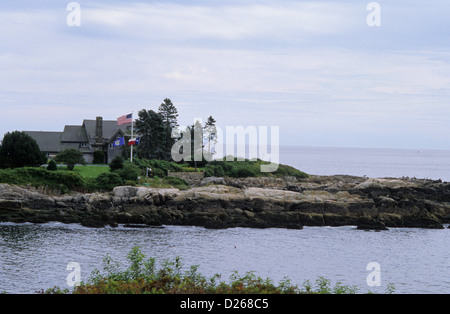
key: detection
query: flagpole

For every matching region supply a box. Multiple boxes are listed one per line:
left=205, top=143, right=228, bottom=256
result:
left=131, top=111, right=134, bottom=162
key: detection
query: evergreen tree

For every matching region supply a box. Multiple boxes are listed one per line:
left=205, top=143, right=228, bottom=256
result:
left=0, top=131, right=47, bottom=168
left=203, top=116, right=217, bottom=158
left=158, top=98, right=179, bottom=161
left=135, top=109, right=165, bottom=160
left=55, top=149, right=86, bottom=171
left=47, top=159, right=57, bottom=171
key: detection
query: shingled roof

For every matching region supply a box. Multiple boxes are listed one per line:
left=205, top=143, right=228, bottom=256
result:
left=24, top=131, right=63, bottom=153
left=60, top=126, right=88, bottom=143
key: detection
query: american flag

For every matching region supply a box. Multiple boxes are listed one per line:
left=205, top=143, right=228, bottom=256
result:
left=117, top=113, right=132, bottom=125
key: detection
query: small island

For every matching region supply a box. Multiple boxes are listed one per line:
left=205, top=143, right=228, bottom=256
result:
left=0, top=100, right=449, bottom=231
left=0, top=166, right=448, bottom=230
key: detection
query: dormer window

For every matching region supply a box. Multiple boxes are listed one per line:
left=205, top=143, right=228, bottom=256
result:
left=80, top=142, right=88, bottom=148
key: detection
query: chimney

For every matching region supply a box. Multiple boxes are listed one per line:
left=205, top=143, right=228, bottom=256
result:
left=95, top=116, right=103, bottom=142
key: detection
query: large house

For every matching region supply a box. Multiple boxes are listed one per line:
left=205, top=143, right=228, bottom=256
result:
left=25, top=117, right=133, bottom=164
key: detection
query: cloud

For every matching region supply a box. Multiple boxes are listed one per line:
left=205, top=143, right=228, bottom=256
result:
left=82, top=2, right=360, bottom=41
left=1, top=1, right=450, bottom=149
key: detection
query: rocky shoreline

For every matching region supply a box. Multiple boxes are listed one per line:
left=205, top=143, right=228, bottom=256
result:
left=1, top=175, right=450, bottom=230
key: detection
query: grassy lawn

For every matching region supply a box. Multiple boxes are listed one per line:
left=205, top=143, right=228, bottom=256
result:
left=58, top=165, right=109, bottom=179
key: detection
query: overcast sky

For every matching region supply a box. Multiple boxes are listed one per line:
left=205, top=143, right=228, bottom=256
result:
left=1, top=0, right=450, bottom=149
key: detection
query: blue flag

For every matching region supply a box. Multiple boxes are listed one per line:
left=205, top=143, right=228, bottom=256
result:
left=113, top=137, right=125, bottom=147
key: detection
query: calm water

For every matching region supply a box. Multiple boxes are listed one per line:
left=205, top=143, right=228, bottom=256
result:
left=0, top=223, right=449, bottom=294
left=280, top=146, right=450, bottom=182
left=1, top=146, right=450, bottom=294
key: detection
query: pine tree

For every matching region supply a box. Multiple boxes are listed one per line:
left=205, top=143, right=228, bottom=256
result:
left=158, top=98, right=179, bottom=161
left=203, top=116, right=217, bottom=158
left=135, top=109, right=165, bottom=160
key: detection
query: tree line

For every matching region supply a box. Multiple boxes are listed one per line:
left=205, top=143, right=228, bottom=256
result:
left=132, top=98, right=217, bottom=164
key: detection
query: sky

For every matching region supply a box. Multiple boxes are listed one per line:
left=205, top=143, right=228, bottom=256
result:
left=1, top=0, right=450, bottom=150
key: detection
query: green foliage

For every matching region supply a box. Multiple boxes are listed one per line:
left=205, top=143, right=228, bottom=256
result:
left=55, top=149, right=86, bottom=171
left=95, top=172, right=123, bottom=191
left=0, top=131, right=47, bottom=169
left=203, top=159, right=308, bottom=179
left=109, top=155, right=124, bottom=172
left=140, top=176, right=190, bottom=190
left=132, top=157, right=184, bottom=177
left=148, top=159, right=183, bottom=176
left=231, top=165, right=259, bottom=178
left=164, top=176, right=189, bottom=188
left=273, top=164, right=309, bottom=178
left=40, top=247, right=395, bottom=294
left=113, top=161, right=140, bottom=182
left=158, top=98, right=179, bottom=161
left=151, top=168, right=165, bottom=178
left=0, top=167, right=84, bottom=192
left=47, top=160, right=57, bottom=171
left=203, top=115, right=217, bottom=157
left=93, top=150, right=105, bottom=164
left=135, top=109, right=165, bottom=160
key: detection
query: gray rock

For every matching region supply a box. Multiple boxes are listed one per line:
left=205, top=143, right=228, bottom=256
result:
left=200, top=177, right=226, bottom=186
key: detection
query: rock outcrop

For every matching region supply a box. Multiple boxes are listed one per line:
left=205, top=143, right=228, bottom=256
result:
left=0, top=175, right=449, bottom=229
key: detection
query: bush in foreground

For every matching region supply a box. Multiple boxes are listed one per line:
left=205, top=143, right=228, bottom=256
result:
left=55, top=149, right=86, bottom=171
left=0, top=131, right=47, bottom=168
left=40, top=247, right=395, bottom=294
left=0, top=167, right=84, bottom=192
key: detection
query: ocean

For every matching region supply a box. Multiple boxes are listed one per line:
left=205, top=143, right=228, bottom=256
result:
left=280, top=146, right=450, bottom=182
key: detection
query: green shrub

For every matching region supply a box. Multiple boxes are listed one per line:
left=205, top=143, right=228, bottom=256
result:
left=55, top=149, right=86, bottom=171
left=231, top=166, right=258, bottom=178
left=47, top=160, right=57, bottom=171
left=150, top=168, right=165, bottom=178
left=273, top=164, right=308, bottom=178
left=113, top=161, right=140, bottom=182
left=39, top=247, right=395, bottom=294
left=149, top=159, right=183, bottom=175
left=164, top=176, right=189, bottom=188
left=83, top=177, right=99, bottom=192
left=205, top=164, right=225, bottom=177
left=204, top=168, right=214, bottom=177
left=0, top=167, right=84, bottom=192
left=109, top=155, right=124, bottom=172
left=0, top=131, right=47, bottom=168
left=203, top=158, right=308, bottom=179
left=95, top=172, right=123, bottom=191
left=0, top=168, right=28, bottom=184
